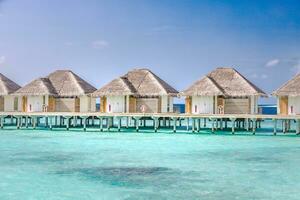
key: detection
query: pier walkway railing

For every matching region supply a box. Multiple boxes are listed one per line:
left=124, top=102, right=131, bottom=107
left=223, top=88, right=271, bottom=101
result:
left=0, top=112, right=299, bottom=135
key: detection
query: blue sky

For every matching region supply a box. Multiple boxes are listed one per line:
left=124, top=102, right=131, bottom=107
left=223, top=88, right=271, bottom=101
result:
left=1, top=0, right=300, bottom=103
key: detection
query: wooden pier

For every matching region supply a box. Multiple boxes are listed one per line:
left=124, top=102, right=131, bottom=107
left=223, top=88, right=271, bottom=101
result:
left=0, top=112, right=299, bottom=135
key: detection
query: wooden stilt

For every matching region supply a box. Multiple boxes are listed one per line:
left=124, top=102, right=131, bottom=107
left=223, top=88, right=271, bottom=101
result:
left=252, top=119, right=256, bottom=135
left=211, top=118, right=215, bottom=133
left=296, top=119, right=300, bottom=135
left=273, top=119, right=277, bottom=135
left=192, top=118, right=195, bottom=133
left=186, top=118, right=189, bottom=131
left=118, top=117, right=121, bottom=132
left=49, top=117, right=53, bottom=130
left=173, top=117, right=177, bottom=133
left=197, top=118, right=200, bottom=132
left=135, top=117, right=140, bottom=132
left=0, top=117, right=4, bottom=129
left=231, top=118, right=236, bottom=134
left=66, top=117, right=70, bottom=130
left=82, top=117, right=87, bottom=131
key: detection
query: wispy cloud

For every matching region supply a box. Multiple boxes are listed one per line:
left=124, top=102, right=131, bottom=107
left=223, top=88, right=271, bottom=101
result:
left=265, top=59, right=280, bottom=67
left=0, top=56, right=6, bottom=65
left=92, top=40, right=109, bottom=49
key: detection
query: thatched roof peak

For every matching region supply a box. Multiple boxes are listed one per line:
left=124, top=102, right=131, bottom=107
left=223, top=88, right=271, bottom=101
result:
left=272, top=73, right=300, bottom=96
left=0, top=73, right=21, bottom=95
left=14, top=70, right=96, bottom=97
left=93, top=68, right=178, bottom=97
left=182, top=67, right=267, bottom=97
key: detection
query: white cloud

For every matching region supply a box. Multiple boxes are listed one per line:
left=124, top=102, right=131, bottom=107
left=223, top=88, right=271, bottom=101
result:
left=265, top=59, right=279, bottom=67
left=92, top=40, right=109, bottom=49
left=0, top=56, right=6, bottom=65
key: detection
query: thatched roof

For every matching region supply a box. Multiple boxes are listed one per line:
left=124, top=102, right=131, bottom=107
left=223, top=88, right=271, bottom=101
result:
left=93, top=68, right=178, bottom=97
left=46, top=70, right=96, bottom=96
left=14, top=78, right=57, bottom=96
left=0, top=73, right=21, bottom=95
left=181, top=67, right=267, bottom=97
left=92, top=78, right=136, bottom=96
left=14, top=70, right=96, bottom=97
left=272, top=73, right=300, bottom=96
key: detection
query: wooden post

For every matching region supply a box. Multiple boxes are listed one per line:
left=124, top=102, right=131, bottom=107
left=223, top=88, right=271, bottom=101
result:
left=118, top=117, right=121, bottom=132
left=25, top=116, right=28, bottom=128
left=186, top=118, right=189, bottom=131
left=204, top=118, right=207, bottom=127
left=220, top=118, right=223, bottom=130
left=135, top=117, right=140, bottom=132
left=192, top=118, right=195, bottom=133
left=296, top=119, right=300, bottom=135
left=197, top=118, right=200, bottom=132
left=211, top=118, right=215, bottom=133
left=273, top=119, right=277, bottom=135
left=99, top=117, right=103, bottom=132
left=231, top=118, right=236, bottom=134
left=245, top=118, right=249, bottom=131
left=66, top=117, right=70, bottom=131
left=0, top=117, right=4, bottom=129
left=16, top=117, right=20, bottom=129
left=153, top=117, right=158, bottom=132
left=252, top=119, right=256, bottom=135
left=49, top=117, right=53, bottom=130
left=173, top=117, right=177, bottom=133
left=83, top=117, right=87, bottom=131
left=33, top=117, right=37, bottom=129
left=126, top=117, right=129, bottom=128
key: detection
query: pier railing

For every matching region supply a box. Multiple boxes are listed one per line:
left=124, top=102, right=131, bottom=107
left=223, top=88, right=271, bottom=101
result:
left=0, top=112, right=299, bottom=135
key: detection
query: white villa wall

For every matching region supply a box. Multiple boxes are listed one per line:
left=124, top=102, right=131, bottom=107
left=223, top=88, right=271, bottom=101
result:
left=250, top=96, right=259, bottom=114
left=277, top=98, right=281, bottom=114
left=191, top=96, right=214, bottom=114
left=90, top=97, right=96, bottom=112
left=17, top=96, right=22, bottom=111
left=288, top=96, right=300, bottom=115
left=27, top=96, right=47, bottom=112
left=4, top=96, right=16, bottom=112
left=80, top=96, right=96, bottom=112
left=161, top=96, right=174, bottom=113
left=106, top=96, right=125, bottom=113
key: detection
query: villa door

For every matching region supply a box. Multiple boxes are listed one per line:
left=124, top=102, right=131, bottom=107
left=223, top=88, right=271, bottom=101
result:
left=279, top=96, right=288, bottom=115
left=55, top=98, right=75, bottom=112
left=224, top=98, right=250, bottom=114
left=136, top=98, right=159, bottom=113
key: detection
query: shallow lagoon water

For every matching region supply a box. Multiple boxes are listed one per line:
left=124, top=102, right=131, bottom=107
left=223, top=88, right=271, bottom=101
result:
left=0, top=128, right=299, bottom=200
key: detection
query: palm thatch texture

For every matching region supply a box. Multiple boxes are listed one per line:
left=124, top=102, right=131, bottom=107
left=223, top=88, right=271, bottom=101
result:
left=92, top=68, right=178, bottom=97
left=272, top=73, right=300, bottom=97
left=14, top=70, right=96, bottom=97
left=181, top=67, right=267, bottom=97
left=0, top=73, right=21, bottom=95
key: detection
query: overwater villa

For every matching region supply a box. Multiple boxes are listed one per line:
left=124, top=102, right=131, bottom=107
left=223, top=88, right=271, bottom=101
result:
left=14, top=70, right=96, bottom=112
left=92, top=68, right=178, bottom=113
left=272, top=73, right=300, bottom=115
left=181, top=67, right=267, bottom=114
left=0, top=73, right=21, bottom=112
